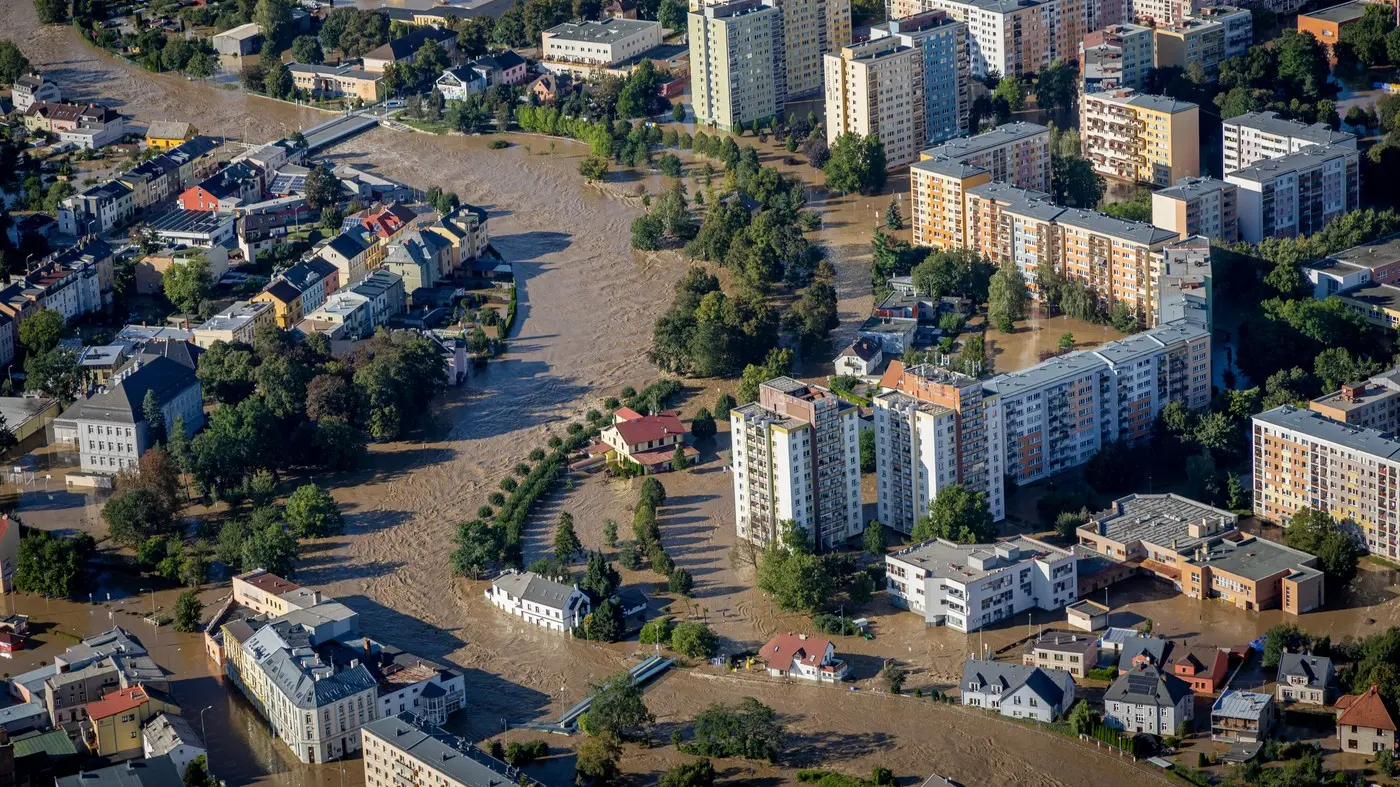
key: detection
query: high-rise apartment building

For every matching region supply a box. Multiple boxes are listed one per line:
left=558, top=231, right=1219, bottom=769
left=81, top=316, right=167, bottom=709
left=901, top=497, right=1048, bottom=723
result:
left=1151, top=176, right=1239, bottom=244
left=694, top=0, right=852, bottom=102
left=1080, top=89, right=1200, bottom=187
left=962, top=182, right=1184, bottom=321
left=1222, top=111, right=1357, bottom=173
left=1080, top=24, right=1154, bottom=93
left=870, top=12, right=970, bottom=146
left=985, top=319, right=1211, bottom=487
left=1253, top=405, right=1400, bottom=561
left=1152, top=6, right=1251, bottom=72
left=1130, top=0, right=1198, bottom=25
left=874, top=363, right=1001, bottom=530
left=824, top=40, right=926, bottom=168
left=1225, top=143, right=1360, bottom=243
left=891, top=0, right=1090, bottom=78
left=688, top=0, right=783, bottom=132
left=731, top=377, right=862, bottom=550
left=910, top=122, right=1051, bottom=249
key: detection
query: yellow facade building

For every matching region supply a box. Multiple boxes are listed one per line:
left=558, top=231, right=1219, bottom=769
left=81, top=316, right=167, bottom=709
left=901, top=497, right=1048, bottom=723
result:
left=1080, top=88, right=1199, bottom=187
left=144, top=121, right=193, bottom=150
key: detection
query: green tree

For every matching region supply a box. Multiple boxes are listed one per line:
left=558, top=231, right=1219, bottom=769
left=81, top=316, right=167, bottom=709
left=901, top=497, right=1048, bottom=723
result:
left=668, top=567, right=695, bottom=596
left=1284, top=507, right=1361, bottom=587
left=585, top=671, right=654, bottom=741
left=15, top=531, right=87, bottom=598
left=684, top=698, right=786, bottom=762
left=555, top=511, right=582, bottom=561
left=690, top=408, right=716, bottom=440
left=581, top=550, right=621, bottom=600
left=241, top=521, right=299, bottom=577
left=24, top=347, right=81, bottom=404
left=18, top=308, right=70, bottom=354
left=1067, top=700, right=1098, bottom=735
left=912, top=485, right=994, bottom=544
left=824, top=132, right=887, bottom=195
left=1261, top=622, right=1309, bottom=669
left=291, top=34, right=323, bottom=64
left=986, top=262, right=1028, bottom=332
left=849, top=571, right=875, bottom=604
left=285, top=483, right=343, bottom=539
left=0, top=42, right=32, bottom=84
left=142, top=389, right=167, bottom=447
left=659, top=759, right=715, bottom=787
left=639, top=616, right=672, bottom=644
left=33, top=0, right=68, bottom=23
left=885, top=197, right=903, bottom=230
left=575, top=737, right=621, bottom=786
left=881, top=662, right=906, bottom=693
left=1034, top=60, right=1078, bottom=116
left=581, top=598, right=624, bottom=642
left=451, top=519, right=497, bottom=578
left=173, top=590, right=203, bottom=632
left=103, top=488, right=171, bottom=548
left=603, top=518, right=619, bottom=549
left=670, top=621, right=717, bottom=658
left=863, top=521, right=886, bottom=556
left=580, top=155, right=610, bottom=180
left=163, top=253, right=213, bottom=314
left=859, top=428, right=876, bottom=473
left=183, top=756, right=212, bottom=787
left=253, top=0, right=294, bottom=46
left=303, top=162, right=340, bottom=210
left=671, top=443, right=689, bottom=472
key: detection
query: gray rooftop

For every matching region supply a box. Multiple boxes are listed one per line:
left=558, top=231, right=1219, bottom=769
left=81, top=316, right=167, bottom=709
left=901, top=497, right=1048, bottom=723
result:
left=965, top=182, right=1064, bottom=221
left=1301, top=0, right=1369, bottom=23
left=1086, top=89, right=1197, bottom=114
left=492, top=570, right=581, bottom=610
left=1316, top=232, right=1400, bottom=272
left=1226, top=143, right=1357, bottom=184
left=889, top=536, right=1069, bottom=583
left=1212, top=689, right=1273, bottom=721
left=142, top=712, right=203, bottom=756
left=1106, top=665, right=1192, bottom=707
left=961, top=659, right=1073, bottom=707
left=859, top=315, right=917, bottom=334
left=1276, top=652, right=1333, bottom=689
left=362, top=713, right=521, bottom=787
left=1085, top=493, right=1238, bottom=549
left=57, top=756, right=183, bottom=787
left=1028, top=633, right=1098, bottom=657
left=147, top=209, right=231, bottom=235
left=1184, top=535, right=1321, bottom=582
left=1156, top=176, right=1235, bottom=201
left=982, top=350, right=1107, bottom=399
left=912, top=122, right=1049, bottom=177
left=1056, top=207, right=1181, bottom=245
left=1116, top=637, right=1171, bottom=672
left=1253, top=404, right=1400, bottom=459
left=1337, top=281, right=1400, bottom=311
left=544, top=17, right=660, bottom=41
left=1225, top=111, right=1356, bottom=147
left=873, top=390, right=951, bottom=418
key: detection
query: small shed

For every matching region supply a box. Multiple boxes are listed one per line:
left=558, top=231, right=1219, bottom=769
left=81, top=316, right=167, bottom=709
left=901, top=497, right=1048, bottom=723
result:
left=1066, top=599, right=1110, bottom=632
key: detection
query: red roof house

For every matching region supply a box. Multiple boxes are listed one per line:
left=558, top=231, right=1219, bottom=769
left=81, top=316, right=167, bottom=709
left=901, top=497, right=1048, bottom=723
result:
left=760, top=633, right=848, bottom=682
left=1171, top=645, right=1230, bottom=694
left=599, top=409, right=696, bottom=473
left=1336, top=685, right=1398, bottom=754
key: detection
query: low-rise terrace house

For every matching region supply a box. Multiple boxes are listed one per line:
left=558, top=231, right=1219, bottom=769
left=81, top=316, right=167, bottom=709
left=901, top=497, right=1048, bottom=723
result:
left=142, top=711, right=205, bottom=775
left=468, top=51, right=529, bottom=87
left=1211, top=689, right=1275, bottom=743
left=1275, top=652, right=1334, bottom=706
left=60, top=180, right=134, bottom=235
left=252, top=280, right=306, bottom=329
left=596, top=407, right=696, bottom=473
left=297, top=291, right=373, bottom=341
left=278, top=257, right=339, bottom=314
left=360, top=27, right=459, bottom=74
left=350, top=270, right=406, bottom=330
left=760, top=634, right=849, bottom=682
left=178, top=161, right=264, bottom=212
left=192, top=300, right=275, bottom=348
left=1335, top=685, right=1396, bottom=754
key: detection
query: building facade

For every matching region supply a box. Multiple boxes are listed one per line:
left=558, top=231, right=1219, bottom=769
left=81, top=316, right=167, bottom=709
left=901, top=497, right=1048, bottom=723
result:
left=1080, top=24, right=1154, bottom=92
left=731, top=377, right=862, bottom=550
left=541, top=19, right=664, bottom=75
left=904, top=0, right=1088, bottom=79
left=1080, top=89, right=1200, bottom=187
left=688, top=0, right=783, bottom=132
left=960, top=660, right=1076, bottom=721
left=869, top=12, right=970, bottom=146
left=1222, top=111, right=1356, bottom=173
left=1151, top=176, right=1238, bottom=243
left=1226, top=143, right=1360, bottom=243
left=824, top=40, right=925, bottom=168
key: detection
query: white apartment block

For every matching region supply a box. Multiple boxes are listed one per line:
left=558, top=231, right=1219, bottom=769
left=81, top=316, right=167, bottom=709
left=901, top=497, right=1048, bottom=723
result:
left=1222, top=111, right=1357, bottom=173
left=1253, top=405, right=1400, bottom=561
left=886, top=536, right=1077, bottom=633
left=541, top=19, right=663, bottom=74
left=688, top=0, right=783, bottom=131
left=982, top=320, right=1210, bottom=487
left=1226, top=143, right=1360, bottom=243
left=1129, top=0, right=1197, bottom=25
left=901, top=0, right=1090, bottom=78
left=731, top=377, right=862, bottom=550
left=363, top=714, right=527, bottom=787
left=876, top=364, right=1002, bottom=530
left=824, top=40, right=926, bottom=168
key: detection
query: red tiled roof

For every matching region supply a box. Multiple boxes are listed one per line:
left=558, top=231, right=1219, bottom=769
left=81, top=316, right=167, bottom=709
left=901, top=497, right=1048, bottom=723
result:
left=612, top=411, right=688, bottom=446
left=1337, top=685, right=1398, bottom=732
left=238, top=571, right=301, bottom=596
left=761, top=633, right=834, bottom=672
left=629, top=445, right=698, bottom=467
left=85, top=686, right=147, bottom=719
left=614, top=407, right=644, bottom=422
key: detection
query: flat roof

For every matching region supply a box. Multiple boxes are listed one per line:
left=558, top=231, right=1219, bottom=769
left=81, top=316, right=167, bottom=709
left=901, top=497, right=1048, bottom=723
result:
left=1156, top=176, right=1234, bottom=200
left=1254, top=404, right=1400, bottom=459
left=1056, top=207, right=1180, bottom=245
left=1319, top=232, right=1400, bottom=272
left=544, top=17, right=660, bottom=41
left=889, top=536, right=1070, bottom=583
left=1337, top=282, right=1400, bottom=312
left=1224, top=111, right=1355, bottom=146
left=362, top=714, right=518, bottom=787
left=913, top=122, right=1050, bottom=177
left=1301, top=0, right=1368, bottom=24
left=982, top=350, right=1107, bottom=399
left=966, top=182, right=1064, bottom=221
left=1186, top=535, right=1320, bottom=582
left=148, top=209, right=231, bottom=235
left=1084, top=493, right=1238, bottom=550
left=1085, top=89, right=1197, bottom=114
left=1226, top=143, right=1356, bottom=184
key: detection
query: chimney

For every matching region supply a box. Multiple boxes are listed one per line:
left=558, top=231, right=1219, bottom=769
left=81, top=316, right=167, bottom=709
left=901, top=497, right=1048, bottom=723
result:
left=363, top=638, right=372, bottom=657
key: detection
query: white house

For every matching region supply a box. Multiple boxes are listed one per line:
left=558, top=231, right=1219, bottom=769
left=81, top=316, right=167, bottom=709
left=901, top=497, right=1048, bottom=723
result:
left=960, top=659, right=1075, bottom=722
left=1104, top=665, right=1194, bottom=736
left=142, top=712, right=205, bottom=775
left=11, top=74, right=60, bottom=113
left=435, top=66, right=486, bottom=100
left=833, top=336, right=883, bottom=377
left=486, top=570, right=590, bottom=632
left=885, top=536, right=1077, bottom=633
left=759, top=633, right=849, bottom=682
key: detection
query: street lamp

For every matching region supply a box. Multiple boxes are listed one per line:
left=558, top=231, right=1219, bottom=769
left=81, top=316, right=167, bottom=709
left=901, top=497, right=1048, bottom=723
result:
left=140, top=588, right=155, bottom=617
left=199, top=705, right=214, bottom=782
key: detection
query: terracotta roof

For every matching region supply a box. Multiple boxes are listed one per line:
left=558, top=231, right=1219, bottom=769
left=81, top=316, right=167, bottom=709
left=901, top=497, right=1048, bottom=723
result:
left=628, top=444, right=698, bottom=467
left=761, top=633, right=834, bottom=672
left=1172, top=645, right=1225, bottom=676
left=1336, top=685, right=1397, bottom=731
left=85, top=686, right=148, bottom=719
left=611, top=410, right=688, bottom=445
left=237, top=570, right=302, bottom=596
left=614, top=406, right=644, bottom=421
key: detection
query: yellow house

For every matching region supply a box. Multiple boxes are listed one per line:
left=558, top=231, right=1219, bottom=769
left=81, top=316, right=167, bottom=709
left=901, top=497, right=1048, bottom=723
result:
left=252, top=280, right=305, bottom=329
left=84, top=686, right=177, bottom=757
left=145, top=121, right=193, bottom=150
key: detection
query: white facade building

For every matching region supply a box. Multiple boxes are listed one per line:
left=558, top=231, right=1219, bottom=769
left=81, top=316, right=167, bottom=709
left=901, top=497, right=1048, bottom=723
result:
left=1104, top=666, right=1195, bottom=735
left=486, top=570, right=590, bottom=632
left=1222, top=111, right=1356, bottom=173
left=731, top=377, right=863, bottom=550
left=542, top=18, right=664, bottom=74
left=1226, top=143, right=1360, bottom=243
left=960, top=660, right=1076, bottom=721
left=885, top=536, right=1077, bottom=633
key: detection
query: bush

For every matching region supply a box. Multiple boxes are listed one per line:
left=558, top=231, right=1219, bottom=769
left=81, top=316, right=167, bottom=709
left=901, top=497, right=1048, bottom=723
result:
left=811, top=613, right=859, bottom=635
left=503, top=739, right=548, bottom=766
left=639, top=616, right=673, bottom=645
left=670, top=621, right=718, bottom=658
left=489, top=139, right=510, bottom=149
